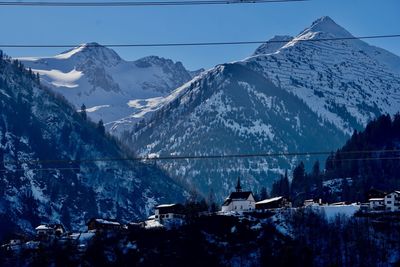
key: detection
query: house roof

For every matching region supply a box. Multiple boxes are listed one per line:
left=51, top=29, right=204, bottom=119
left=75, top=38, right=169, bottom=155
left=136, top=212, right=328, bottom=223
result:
left=155, top=203, right=185, bottom=214
left=369, top=198, right=384, bottom=201
left=228, top=191, right=253, bottom=200
left=222, top=191, right=253, bottom=206
left=35, top=225, right=52, bottom=231
left=256, top=196, right=283, bottom=205
left=35, top=224, right=65, bottom=231
left=222, top=199, right=232, bottom=206
left=88, top=218, right=121, bottom=226
left=155, top=204, right=177, bottom=209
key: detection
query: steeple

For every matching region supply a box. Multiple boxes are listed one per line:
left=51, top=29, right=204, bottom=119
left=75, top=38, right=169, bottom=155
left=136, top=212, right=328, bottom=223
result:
left=235, top=176, right=242, bottom=192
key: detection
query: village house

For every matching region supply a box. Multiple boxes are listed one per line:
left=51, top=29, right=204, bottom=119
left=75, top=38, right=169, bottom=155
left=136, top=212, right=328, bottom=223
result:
left=369, top=198, right=385, bottom=210
left=255, top=196, right=291, bottom=210
left=384, top=191, right=400, bottom=212
left=87, top=218, right=123, bottom=231
left=303, top=199, right=323, bottom=207
left=153, top=203, right=186, bottom=221
left=221, top=177, right=255, bottom=213
left=35, top=224, right=65, bottom=237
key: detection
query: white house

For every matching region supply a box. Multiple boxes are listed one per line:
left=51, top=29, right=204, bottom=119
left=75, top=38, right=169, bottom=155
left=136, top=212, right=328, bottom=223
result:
left=384, top=191, right=400, bottom=212
left=369, top=198, right=385, bottom=210
left=221, top=177, right=255, bottom=213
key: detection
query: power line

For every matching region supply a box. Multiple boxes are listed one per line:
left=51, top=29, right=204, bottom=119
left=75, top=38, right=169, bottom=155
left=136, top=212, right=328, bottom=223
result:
left=1, top=156, right=399, bottom=173
left=0, top=0, right=309, bottom=7
left=1, top=149, right=399, bottom=165
left=1, top=34, right=400, bottom=49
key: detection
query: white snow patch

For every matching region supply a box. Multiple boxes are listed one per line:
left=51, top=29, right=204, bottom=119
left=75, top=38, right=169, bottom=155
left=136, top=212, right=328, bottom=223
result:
left=85, top=105, right=110, bottom=113
left=33, top=68, right=83, bottom=88
left=54, top=45, right=86, bottom=59
left=310, top=204, right=360, bottom=220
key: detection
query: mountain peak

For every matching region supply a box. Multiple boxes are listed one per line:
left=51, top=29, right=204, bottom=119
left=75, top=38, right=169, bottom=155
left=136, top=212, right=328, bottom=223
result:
left=299, top=16, right=353, bottom=38
left=253, top=35, right=293, bottom=55
left=55, top=42, right=121, bottom=64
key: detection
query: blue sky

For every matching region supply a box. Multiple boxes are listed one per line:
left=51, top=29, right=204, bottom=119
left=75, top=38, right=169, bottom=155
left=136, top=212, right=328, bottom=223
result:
left=0, top=0, right=399, bottom=70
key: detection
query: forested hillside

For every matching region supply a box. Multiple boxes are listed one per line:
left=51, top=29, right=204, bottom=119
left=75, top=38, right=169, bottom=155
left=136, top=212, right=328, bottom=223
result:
left=0, top=52, right=186, bottom=239
left=271, top=114, right=400, bottom=204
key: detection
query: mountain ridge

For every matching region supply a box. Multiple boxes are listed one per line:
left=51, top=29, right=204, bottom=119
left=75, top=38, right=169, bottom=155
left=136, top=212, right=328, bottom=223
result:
left=18, top=43, right=202, bottom=134
left=126, top=16, right=400, bottom=199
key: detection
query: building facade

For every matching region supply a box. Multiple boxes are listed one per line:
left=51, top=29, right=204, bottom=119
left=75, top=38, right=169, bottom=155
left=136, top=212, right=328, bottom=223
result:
left=369, top=198, right=385, bottom=210
left=384, top=191, right=400, bottom=212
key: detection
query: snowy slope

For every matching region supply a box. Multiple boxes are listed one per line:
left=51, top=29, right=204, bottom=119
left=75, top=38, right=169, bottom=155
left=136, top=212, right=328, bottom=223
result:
left=18, top=43, right=199, bottom=134
left=129, top=63, right=346, bottom=199
left=0, top=55, right=186, bottom=235
left=127, top=16, right=400, bottom=199
left=243, top=16, right=400, bottom=134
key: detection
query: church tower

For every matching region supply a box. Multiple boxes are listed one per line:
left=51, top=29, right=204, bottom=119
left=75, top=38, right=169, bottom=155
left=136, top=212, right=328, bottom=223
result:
left=235, top=176, right=242, bottom=192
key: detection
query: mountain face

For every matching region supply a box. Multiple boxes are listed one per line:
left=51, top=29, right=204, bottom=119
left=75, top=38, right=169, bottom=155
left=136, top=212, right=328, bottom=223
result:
left=0, top=54, right=186, bottom=237
left=245, top=16, right=400, bottom=134
left=127, top=16, right=400, bottom=199
left=18, top=43, right=200, bottom=134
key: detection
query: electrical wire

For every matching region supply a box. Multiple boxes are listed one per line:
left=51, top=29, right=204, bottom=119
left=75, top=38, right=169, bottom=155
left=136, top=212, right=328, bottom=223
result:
left=1, top=155, right=399, bottom=173
left=0, top=0, right=309, bottom=7
left=1, top=148, right=399, bottom=165
left=1, top=34, right=400, bottom=48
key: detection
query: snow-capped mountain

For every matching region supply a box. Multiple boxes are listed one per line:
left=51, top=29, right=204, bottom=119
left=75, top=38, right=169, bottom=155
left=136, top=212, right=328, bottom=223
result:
left=0, top=54, right=186, bottom=236
left=19, top=43, right=199, bottom=134
left=127, top=16, right=400, bottom=199
left=244, top=16, right=400, bottom=134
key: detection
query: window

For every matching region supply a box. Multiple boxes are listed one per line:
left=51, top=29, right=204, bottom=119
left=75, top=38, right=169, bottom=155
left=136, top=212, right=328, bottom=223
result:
left=155, top=215, right=158, bottom=218
left=166, top=214, right=169, bottom=218
left=387, top=201, right=392, bottom=204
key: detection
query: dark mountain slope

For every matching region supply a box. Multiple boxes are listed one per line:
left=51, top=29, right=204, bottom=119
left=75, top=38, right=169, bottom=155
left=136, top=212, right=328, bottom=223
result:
left=131, top=63, right=345, bottom=199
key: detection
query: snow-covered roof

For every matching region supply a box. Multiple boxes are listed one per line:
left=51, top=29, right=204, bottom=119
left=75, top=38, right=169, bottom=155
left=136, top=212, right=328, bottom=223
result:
left=256, top=196, right=283, bottom=205
left=369, top=198, right=384, bottom=201
left=35, top=225, right=52, bottom=231
left=35, top=224, right=64, bottom=231
left=94, top=219, right=120, bottom=225
left=155, top=204, right=177, bottom=208
left=144, top=219, right=164, bottom=229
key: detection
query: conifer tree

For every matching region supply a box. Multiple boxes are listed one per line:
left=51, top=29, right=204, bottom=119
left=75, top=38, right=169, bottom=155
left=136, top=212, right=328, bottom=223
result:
left=259, top=186, right=269, bottom=200
left=80, top=104, right=87, bottom=120
left=97, top=119, right=105, bottom=135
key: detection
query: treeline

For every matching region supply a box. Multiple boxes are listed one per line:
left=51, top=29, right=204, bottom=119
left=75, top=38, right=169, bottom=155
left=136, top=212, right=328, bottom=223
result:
left=270, top=114, right=400, bottom=205
left=286, top=209, right=400, bottom=266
